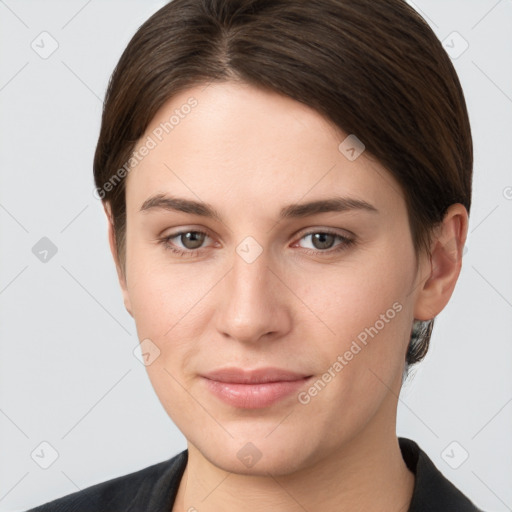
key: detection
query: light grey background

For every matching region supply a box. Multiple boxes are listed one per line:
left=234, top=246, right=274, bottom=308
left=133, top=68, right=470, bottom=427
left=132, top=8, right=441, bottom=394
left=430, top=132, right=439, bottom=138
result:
left=0, top=1, right=511, bottom=511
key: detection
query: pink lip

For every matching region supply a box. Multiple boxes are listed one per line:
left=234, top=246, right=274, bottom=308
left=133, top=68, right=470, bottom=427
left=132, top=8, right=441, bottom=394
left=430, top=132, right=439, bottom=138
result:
left=201, top=367, right=313, bottom=409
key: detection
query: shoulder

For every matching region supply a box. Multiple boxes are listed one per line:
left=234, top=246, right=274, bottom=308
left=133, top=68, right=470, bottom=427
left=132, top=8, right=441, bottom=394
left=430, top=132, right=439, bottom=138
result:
left=399, top=437, right=484, bottom=511
left=24, top=450, right=188, bottom=512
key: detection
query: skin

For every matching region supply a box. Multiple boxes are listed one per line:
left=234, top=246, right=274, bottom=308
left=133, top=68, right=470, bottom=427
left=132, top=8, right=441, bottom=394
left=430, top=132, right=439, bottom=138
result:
left=104, top=81, right=468, bottom=512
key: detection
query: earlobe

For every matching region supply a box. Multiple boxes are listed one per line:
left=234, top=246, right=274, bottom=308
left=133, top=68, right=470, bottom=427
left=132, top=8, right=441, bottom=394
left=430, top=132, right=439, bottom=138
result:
left=104, top=202, right=133, bottom=318
left=413, top=203, right=469, bottom=321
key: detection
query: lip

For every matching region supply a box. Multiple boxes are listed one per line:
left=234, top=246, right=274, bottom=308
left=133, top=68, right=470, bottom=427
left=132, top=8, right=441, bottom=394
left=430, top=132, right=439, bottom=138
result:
left=201, top=367, right=313, bottom=409
left=202, top=367, right=311, bottom=384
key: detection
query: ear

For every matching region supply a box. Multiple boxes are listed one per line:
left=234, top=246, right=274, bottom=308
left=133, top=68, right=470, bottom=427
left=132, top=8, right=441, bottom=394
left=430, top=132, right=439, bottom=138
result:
left=413, top=203, right=469, bottom=321
left=103, top=202, right=133, bottom=318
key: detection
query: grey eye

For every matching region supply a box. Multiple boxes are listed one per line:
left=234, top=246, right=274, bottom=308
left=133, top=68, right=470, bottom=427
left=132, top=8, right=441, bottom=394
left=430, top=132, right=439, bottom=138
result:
left=178, top=231, right=206, bottom=249
left=301, top=233, right=337, bottom=250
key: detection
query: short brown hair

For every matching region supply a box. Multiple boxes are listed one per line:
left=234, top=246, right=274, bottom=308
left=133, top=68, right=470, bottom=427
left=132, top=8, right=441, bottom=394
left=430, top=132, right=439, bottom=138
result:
left=93, top=0, right=473, bottom=371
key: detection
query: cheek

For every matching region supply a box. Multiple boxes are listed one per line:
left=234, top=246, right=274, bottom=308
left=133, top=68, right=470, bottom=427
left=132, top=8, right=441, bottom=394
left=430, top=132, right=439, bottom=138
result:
left=295, top=276, right=411, bottom=446
left=128, top=267, right=210, bottom=432
left=300, top=243, right=414, bottom=395
left=307, top=248, right=412, bottom=343
left=143, top=357, right=203, bottom=441
left=125, top=242, right=210, bottom=338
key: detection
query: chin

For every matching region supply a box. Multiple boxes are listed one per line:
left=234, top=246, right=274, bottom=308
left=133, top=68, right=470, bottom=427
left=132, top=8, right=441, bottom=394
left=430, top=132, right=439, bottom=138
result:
left=191, top=432, right=321, bottom=477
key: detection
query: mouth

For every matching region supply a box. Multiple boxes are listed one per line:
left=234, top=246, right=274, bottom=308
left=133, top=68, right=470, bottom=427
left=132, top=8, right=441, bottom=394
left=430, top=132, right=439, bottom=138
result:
left=202, top=366, right=312, bottom=384
left=201, top=367, right=313, bottom=409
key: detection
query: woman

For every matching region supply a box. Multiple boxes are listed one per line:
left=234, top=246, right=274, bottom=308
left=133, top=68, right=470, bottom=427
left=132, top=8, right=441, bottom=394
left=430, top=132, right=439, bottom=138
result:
left=27, top=0, right=482, bottom=510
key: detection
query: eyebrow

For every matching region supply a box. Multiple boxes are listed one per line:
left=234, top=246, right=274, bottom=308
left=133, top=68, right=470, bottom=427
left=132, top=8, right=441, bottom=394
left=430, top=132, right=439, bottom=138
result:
left=139, top=193, right=379, bottom=220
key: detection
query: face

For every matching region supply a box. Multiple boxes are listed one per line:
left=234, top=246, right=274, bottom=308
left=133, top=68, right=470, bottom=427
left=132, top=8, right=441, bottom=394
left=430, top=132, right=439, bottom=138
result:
left=114, top=81, right=430, bottom=475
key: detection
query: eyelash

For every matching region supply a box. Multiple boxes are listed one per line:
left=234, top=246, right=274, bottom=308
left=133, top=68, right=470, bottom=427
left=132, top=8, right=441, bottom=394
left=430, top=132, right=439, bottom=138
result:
left=157, top=229, right=356, bottom=258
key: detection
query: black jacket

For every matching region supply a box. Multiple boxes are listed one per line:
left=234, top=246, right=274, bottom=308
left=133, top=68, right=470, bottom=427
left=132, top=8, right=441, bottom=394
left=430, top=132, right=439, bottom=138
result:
left=25, top=437, right=483, bottom=511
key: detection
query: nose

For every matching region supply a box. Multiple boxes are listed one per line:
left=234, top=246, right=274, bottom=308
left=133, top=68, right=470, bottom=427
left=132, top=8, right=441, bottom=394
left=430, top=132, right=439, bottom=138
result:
left=214, top=248, right=292, bottom=344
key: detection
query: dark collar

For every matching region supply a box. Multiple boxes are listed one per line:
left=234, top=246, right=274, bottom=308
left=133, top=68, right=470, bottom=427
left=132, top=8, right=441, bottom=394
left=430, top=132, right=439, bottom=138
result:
left=399, top=437, right=482, bottom=511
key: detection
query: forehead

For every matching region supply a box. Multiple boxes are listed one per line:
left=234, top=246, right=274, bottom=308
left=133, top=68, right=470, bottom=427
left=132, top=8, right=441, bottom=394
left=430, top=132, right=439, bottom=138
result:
left=124, top=82, right=405, bottom=218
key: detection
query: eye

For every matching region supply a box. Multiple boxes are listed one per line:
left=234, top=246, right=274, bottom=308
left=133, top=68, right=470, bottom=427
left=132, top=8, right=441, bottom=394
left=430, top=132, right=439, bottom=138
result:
left=174, top=231, right=207, bottom=250
left=295, top=230, right=355, bottom=255
left=158, top=230, right=212, bottom=257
